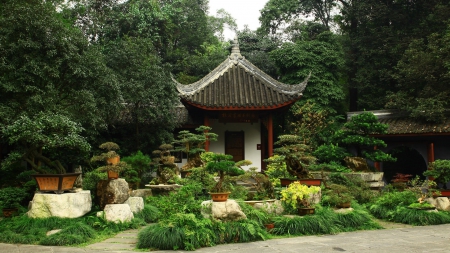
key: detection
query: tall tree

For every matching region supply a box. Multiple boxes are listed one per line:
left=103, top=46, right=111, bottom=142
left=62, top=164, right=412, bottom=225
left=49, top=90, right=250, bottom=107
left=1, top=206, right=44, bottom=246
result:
left=0, top=0, right=121, bottom=167
left=103, top=36, right=179, bottom=152
left=270, top=29, right=346, bottom=114
left=259, top=0, right=336, bottom=34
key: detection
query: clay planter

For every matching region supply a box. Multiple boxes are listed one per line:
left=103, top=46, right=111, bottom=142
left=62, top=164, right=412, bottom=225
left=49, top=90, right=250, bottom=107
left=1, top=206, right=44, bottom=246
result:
left=299, top=179, right=322, bottom=186
left=2, top=208, right=18, bottom=218
left=435, top=189, right=450, bottom=197
left=280, top=178, right=295, bottom=187
left=336, top=202, right=351, bottom=208
left=298, top=207, right=315, bottom=216
left=107, top=170, right=119, bottom=180
left=210, top=192, right=230, bottom=202
left=107, top=156, right=120, bottom=165
left=32, top=173, right=81, bottom=194
left=264, top=223, right=275, bottom=231
left=280, top=178, right=322, bottom=187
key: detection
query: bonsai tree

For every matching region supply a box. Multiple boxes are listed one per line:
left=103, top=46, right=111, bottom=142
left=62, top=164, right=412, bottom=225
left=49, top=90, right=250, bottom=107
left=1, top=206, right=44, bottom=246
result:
left=150, top=144, right=178, bottom=184
left=424, top=160, right=450, bottom=189
left=273, top=135, right=317, bottom=179
left=91, top=142, right=128, bottom=175
left=235, top=164, right=275, bottom=200
left=122, top=151, right=153, bottom=188
left=2, top=113, right=91, bottom=174
left=281, top=182, right=320, bottom=209
left=205, top=153, right=244, bottom=193
left=322, top=184, right=353, bottom=208
left=173, top=126, right=218, bottom=170
left=0, top=187, right=29, bottom=209
left=339, top=112, right=396, bottom=163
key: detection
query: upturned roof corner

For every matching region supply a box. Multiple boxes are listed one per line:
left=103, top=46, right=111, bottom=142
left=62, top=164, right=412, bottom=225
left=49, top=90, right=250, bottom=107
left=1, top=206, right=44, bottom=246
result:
left=174, top=36, right=310, bottom=110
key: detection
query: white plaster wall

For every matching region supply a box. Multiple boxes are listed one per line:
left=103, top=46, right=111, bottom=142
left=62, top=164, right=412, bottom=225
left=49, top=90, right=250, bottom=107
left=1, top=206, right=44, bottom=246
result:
left=209, top=119, right=262, bottom=171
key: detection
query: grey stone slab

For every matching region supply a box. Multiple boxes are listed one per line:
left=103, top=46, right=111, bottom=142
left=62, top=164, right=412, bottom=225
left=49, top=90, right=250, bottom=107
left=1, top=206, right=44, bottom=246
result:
left=85, top=242, right=135, bottom=251
left=102, top=238, right=137, bottom=244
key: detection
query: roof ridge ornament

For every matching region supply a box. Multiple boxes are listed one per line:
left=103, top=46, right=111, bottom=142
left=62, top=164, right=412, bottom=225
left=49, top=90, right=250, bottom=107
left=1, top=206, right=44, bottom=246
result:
left=230, top=35, right=243, bottom=63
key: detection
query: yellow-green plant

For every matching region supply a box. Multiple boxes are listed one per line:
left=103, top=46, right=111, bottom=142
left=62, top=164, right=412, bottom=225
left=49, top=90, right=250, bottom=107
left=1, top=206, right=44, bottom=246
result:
left=281, top=182, right=320, bottom=208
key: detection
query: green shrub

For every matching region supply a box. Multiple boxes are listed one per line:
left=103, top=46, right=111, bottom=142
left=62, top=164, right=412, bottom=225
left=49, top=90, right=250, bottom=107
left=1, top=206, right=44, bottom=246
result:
left=134, top=205, right=160, bottom=223
left=146, top=182, right=204, bottom=219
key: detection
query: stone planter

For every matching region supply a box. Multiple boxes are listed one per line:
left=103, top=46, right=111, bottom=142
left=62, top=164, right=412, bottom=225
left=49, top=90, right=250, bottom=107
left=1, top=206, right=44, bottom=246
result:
left=243, top=199, right=277, bottom=207
left=32, top=173, right=81, bottom=194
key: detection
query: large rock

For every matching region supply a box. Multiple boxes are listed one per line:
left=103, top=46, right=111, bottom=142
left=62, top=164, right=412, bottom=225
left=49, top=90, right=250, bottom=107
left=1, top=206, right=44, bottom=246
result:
left=425, top=197, right=450, bottom=211
left=253, top=200, right=284, bottom=215
left=201, top=199, right=247, bottom=221
left=124, top=197, right=144, bottom=213
left=344, top=157, right=370, bottom=172
left=27, top=190, right=91, bottom=218
left=101, top=204, right=134, bottom=223
left=97, top=179, right=130, bottom=209
left=130, top=189, right=152, bottom=198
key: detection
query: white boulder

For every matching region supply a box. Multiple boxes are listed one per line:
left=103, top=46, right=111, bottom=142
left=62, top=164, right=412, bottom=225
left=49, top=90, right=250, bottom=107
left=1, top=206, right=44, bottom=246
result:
left=201, top=199, right=247, bottom=221
left=27, top=190, right=92, bottom=218
left=124, top=197, right=144, bottom=213
left=103, top=204, right=134, bottom=223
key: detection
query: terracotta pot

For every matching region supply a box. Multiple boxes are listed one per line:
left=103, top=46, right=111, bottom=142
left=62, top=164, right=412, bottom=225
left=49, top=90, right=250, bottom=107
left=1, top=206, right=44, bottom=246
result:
left=32, top=173, right=81, bottom=194
left=439, top=189, right=450, bottom=197
left=336, top=202, right=351, bottom=208
left=2, top=208, right=18, bottom=218
left=298, top=207, right=315, bottom=216
left=280, top=178, right=295, bottom=187
left=209, top=192, right=230, bottom=202
left=264, top=223, right=275, bottom=231
left=280, top=178, right=322, bottom=187
left=107, top=156, right=120, bottom=165
left=299, top=179, right=322, bottom=186
left=107, top=170, right=119, bottom=180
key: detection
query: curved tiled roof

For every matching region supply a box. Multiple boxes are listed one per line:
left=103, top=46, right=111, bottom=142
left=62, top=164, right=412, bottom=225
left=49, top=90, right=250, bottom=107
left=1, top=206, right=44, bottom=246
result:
left=175, top=38, right=308, bottom=110
left=347, top=110, right=450, bottom=135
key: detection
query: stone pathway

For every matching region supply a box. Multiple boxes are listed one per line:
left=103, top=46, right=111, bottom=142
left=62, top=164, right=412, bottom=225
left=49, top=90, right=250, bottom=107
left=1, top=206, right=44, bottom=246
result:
left=84, top=227, right=142, bottom=251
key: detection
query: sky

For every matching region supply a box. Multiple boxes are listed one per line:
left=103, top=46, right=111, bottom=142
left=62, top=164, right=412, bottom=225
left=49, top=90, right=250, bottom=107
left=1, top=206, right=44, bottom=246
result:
left=208, top=0, right=269, bottom=40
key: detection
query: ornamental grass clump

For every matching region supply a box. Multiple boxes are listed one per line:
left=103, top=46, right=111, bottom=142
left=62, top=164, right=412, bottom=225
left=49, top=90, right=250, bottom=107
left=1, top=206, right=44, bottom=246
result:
left=281, top=182, right=321, bottom=209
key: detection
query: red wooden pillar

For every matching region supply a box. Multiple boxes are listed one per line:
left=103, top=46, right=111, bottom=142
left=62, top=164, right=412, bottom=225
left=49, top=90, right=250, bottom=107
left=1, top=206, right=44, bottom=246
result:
left=204, top=115, right=210, bottom=151
left=428, top=142, right=435, bottom=166
left=373, top=146, right=380, bottom=171
left=268, top=113, right=273, bottom=157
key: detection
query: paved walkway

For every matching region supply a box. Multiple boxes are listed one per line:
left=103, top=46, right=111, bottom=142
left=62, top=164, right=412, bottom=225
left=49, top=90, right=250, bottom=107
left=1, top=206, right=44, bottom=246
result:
left=1, top=222, right=450, bottom=253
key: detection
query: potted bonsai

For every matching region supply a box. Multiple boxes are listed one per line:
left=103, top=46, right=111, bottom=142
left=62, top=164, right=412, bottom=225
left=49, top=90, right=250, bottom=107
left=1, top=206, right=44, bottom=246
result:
left=91, top=142, right=128, bottom=180
left=281, top=181, right=321, bottom=215
left=149, top=144, right=178, bottom=185
left=424, top=160, right=450, bottom=196
left=323, top=184, right=354, bottom=208
left=2, top=113, right=90, bottom=193
left=205, top=153, right=244, bottom=202
left=0, top=187, right=29, bottom=217
left=173, top=126, right=218, bottom=175
left=273, top=135, right=321, bottom=186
